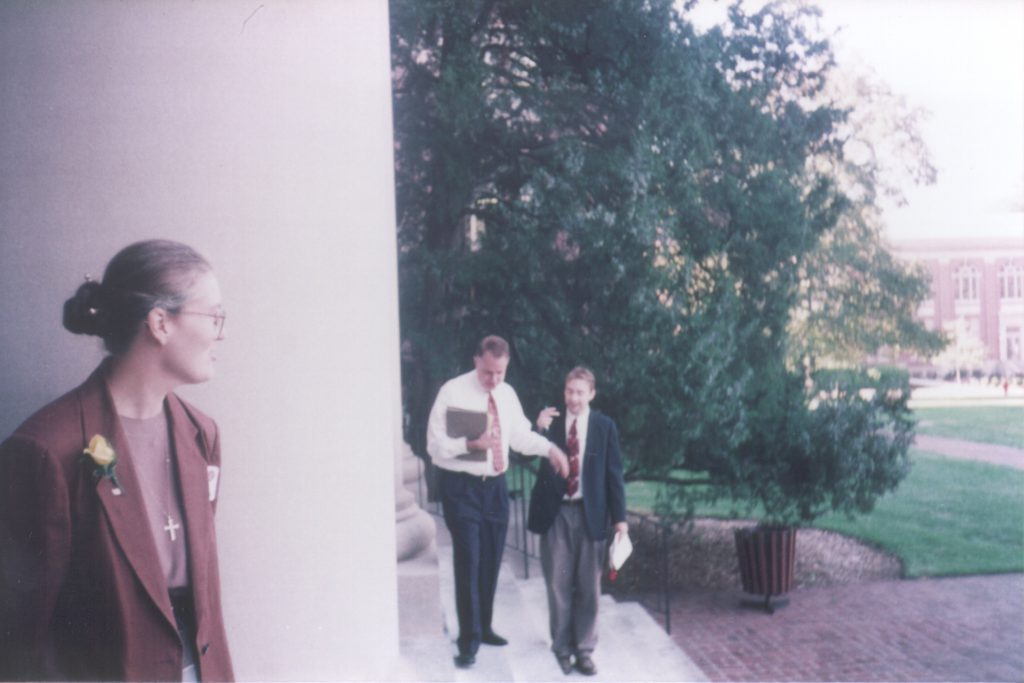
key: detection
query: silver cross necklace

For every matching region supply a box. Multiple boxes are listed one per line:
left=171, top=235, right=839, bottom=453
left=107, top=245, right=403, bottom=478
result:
left=123, top=412, right=183, bottom=544
left=133, top=430, right=182, bottom=543
left=156, top=452, right=181, bottom=542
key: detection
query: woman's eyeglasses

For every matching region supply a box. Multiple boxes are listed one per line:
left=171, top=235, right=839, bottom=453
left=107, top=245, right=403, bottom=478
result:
left=179, top=310, right=227, bottom=337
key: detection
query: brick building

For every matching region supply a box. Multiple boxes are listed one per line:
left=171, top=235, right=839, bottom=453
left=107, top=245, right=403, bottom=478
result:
left=893, top=238, right=1024, bottom=372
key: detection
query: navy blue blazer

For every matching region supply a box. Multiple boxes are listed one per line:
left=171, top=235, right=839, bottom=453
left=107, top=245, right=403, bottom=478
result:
left=527, top=409, right=627, bottom=541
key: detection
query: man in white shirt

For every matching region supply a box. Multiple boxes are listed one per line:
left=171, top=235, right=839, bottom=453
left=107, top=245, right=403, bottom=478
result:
left=427, top=335, right=569, bottom=669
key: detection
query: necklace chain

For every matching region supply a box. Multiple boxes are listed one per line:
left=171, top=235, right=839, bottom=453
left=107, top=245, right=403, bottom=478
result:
left=126, top=417, right=182, bottom=544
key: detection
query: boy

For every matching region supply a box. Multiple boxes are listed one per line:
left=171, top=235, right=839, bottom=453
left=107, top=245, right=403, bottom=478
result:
left=527, top=367, right=628, bottom=676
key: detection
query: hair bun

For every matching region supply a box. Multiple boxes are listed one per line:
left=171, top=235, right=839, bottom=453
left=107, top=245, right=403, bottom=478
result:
left=63, top=280, right=109, bottom=337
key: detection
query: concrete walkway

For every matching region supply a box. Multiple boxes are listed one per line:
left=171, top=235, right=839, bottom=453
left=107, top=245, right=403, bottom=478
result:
left=912, top=434, right=1024, bottom=469
left=400, top=514, right=707, bottom=682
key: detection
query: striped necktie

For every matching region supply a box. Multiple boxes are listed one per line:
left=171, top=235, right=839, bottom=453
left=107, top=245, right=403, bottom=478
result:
left=566, top=418, right=580, bottom=496
left=488, top=392, right=503, bottom=473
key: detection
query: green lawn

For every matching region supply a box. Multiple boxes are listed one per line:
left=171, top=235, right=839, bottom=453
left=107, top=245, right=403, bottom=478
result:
left=624, top=450, right=1024, bottom=578
left=815, top=451, right=1024, bottom=577
left=912, top=405, right=1024, bottom=448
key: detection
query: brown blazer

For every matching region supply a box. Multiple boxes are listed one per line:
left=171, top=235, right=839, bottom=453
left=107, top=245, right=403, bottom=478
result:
left=0, top=363, right=234, bottom=682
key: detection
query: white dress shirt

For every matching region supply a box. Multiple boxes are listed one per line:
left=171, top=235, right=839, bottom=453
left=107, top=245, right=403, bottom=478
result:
left=564, top=407, right=590, bottom=501
left=427, top=370, right=553, bottom=475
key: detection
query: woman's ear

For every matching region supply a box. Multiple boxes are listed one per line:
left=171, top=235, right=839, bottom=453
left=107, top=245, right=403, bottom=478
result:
left=145, top=308, right=172, bottom=345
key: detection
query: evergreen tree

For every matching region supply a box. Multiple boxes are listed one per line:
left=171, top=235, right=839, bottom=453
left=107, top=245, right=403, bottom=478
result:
left=392, top=0, right=933, bottom=521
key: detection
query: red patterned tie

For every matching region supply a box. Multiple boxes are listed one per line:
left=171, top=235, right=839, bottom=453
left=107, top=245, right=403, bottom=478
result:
left=488, top=393, right=503, bottom=473
left=566, top=418, right=580, bottom=496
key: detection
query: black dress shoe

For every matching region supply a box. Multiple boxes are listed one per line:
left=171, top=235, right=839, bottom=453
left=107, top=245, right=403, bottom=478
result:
left=575, top=653, right=598, bottom=676
left=556, top=655, right=573, bottom=675
left=481, top=631, right=508, bottom=646
left=454, top=652, right=476, bottom=668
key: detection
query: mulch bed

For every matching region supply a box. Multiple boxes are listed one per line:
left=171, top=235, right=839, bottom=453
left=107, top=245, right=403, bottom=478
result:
left=606, top=518, right=902, bottom=594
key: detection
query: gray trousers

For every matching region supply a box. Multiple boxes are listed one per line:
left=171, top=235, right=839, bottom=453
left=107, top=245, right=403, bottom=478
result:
left=539, top=502, right=605, bottom=657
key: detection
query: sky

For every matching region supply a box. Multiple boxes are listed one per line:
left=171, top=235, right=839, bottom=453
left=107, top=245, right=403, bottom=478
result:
left=688, top=0, right=1024, bottom=245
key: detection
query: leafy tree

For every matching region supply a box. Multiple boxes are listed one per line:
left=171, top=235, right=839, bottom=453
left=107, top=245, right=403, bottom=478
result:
left=788, top=210, right=945, bottom=379
left=788, top=68, right=945, bottom=378
left=392, top=0, right=921, bottom=523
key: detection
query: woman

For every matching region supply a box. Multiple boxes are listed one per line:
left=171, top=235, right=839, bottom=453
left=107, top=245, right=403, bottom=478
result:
left=0, top=240, right=234, bottom=682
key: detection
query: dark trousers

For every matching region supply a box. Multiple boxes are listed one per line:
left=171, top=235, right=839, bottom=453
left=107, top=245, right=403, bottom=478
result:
left=439, top=469, right=509, bottom=656
left=169, top=588, right=200, bottom=682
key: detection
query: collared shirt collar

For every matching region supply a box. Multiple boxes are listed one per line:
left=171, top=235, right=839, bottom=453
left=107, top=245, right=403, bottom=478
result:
left=566, top=406, right=590, bottom=428
left=473, top=373, right=501, bottom=395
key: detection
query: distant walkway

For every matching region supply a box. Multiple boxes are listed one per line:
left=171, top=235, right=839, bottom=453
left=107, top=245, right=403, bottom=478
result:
left=913, top=434, right=1024, bottom=470
left=668, top=574, right=1024, bottom=682
left=910, top=381, right=1024, bottom=404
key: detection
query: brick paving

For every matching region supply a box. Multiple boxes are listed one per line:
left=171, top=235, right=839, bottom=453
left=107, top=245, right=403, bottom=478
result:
left=662, top=574, right=1024, bottom=682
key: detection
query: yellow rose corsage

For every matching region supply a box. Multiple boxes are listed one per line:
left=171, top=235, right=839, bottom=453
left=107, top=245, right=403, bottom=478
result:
left=82, top=434, right=124, bottom=495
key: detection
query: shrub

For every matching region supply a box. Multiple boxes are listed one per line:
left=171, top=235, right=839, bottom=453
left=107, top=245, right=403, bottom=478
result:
left=705, top=364, right=913, bottom=526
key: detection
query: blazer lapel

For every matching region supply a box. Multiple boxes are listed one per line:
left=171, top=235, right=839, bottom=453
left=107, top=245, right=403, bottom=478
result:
left=581, top=412, right=601, bottom=490
left=583, top=412, right=599, bottom=459
left=77, top=368, right=176, bottom=630
left=167, top=395, right=212, bottom=630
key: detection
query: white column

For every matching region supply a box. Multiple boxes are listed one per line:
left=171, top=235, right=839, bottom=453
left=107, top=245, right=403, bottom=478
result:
left=0, top=2, right=401, bottom=680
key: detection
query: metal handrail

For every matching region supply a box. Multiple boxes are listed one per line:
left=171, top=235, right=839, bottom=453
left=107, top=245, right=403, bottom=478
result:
left=505, top=453, right=540, bottom=577
left=608, top=510, right=675, bottom=634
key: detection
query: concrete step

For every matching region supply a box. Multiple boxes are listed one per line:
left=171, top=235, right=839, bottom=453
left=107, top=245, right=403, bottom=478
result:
left=433, top=520, right=708, bottom=682
left=595, top=597, right=707, bottom=681
left=395, top=550, right=456, bottom=682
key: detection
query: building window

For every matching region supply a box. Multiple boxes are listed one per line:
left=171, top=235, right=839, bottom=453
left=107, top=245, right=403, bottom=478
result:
left=1000, top=264, right=1023, bottom=299
left=1007, top=327, right=1022, bottom=361
left=953, top=264, right=979, bottom=301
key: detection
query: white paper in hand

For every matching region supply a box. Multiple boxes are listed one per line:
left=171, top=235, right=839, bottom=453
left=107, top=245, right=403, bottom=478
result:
left=608, top=530, right=633, bottom=571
